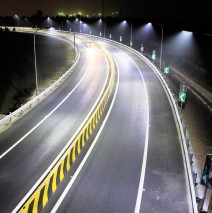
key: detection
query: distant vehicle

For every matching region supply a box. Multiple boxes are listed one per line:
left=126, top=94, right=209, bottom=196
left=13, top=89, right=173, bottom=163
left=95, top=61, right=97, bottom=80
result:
left=86, top=41, right=92, bottom=47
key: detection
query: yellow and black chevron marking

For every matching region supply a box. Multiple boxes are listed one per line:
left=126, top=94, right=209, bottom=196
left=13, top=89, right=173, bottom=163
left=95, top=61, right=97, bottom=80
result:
left=18, top=40, right=115, bottom=213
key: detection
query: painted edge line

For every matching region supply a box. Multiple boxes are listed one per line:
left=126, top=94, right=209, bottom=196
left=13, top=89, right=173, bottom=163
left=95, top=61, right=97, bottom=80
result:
left=129, top=58, right=150, bottom=213
left=111, top=44, right=150, bottom=213
left=12, top=42, right=110, bottom=213
left=50, top=50, right=119, bottom=213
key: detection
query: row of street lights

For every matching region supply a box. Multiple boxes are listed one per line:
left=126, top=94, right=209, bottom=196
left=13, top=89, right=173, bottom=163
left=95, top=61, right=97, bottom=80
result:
left=70, top=19, right=163, bottom=67
left=34, top=29, right=39, bottom=96
left=14, top=16, right=163, bottom=64
left=32, top=18, right=164, bottom=96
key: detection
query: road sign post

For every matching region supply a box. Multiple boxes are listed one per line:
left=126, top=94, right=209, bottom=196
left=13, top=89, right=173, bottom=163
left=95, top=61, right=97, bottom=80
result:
left=141, top=44, right=144, bottom=53
left=152, top=50, right=156, bottom=62
left=178, top=91, right=186, bottom=103
left=164, top=66, right=170, bottom=74
left=180, top=83, right=188, bottom=93
left=120, top=36, right=122, bottom=43
left=199, top=154, right=212, bottom=211
left=178, top=83, right=187, bottom=109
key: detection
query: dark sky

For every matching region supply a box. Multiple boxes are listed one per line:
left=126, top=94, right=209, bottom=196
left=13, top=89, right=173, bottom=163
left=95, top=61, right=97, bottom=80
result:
left=0, top=0, right=211, bottom=20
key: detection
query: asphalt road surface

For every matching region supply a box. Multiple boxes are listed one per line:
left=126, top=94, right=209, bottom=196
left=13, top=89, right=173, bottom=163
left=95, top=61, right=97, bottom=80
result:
left=0, top=32, right=196, bottom=213
left=0, top=36, right=109, bottom=212
left=45, top=37, right=195, bottom=213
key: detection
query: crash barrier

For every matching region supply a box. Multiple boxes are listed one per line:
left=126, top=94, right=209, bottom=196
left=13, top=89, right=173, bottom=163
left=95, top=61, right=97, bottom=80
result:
left=0, top=28, right=79, bottom=133
left=132, top=47, right=198, bottom=213
left=16, top=43, right=115, bottom=212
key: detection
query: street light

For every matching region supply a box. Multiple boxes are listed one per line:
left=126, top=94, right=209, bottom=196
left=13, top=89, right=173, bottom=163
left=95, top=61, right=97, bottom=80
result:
left=79, top=20, right=82, bottom=33
left=15, top=15, right=19, bottom=27
left=130, top=21, right=133, bottom=47
left=123, top=20, right=133, bottom=47
left=47, top=17, right=52, bottom=28
left=34, top=28, right=39, bottom=96
left=151, top=23, right=163, bottom=70
left=98, top=19, right=104, bottom=37
left=104, top=20, right=106, bottom=38
left=72, top=19, right=76, bottom=61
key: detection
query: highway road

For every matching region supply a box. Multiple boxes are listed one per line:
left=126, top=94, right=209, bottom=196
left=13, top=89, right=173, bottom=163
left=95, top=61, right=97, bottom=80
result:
left=45, top=36, right=195, bottom=213
left=0, top=35, right=110, bottom=212
left=0, top=31, right=196, bottom=213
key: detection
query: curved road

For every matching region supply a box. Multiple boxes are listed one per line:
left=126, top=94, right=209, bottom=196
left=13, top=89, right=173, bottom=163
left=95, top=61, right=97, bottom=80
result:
left=0, top=35, right=110, bottom=212
left=0, top=32, right=196, bottom=213
left=46, top=36, right=195, bottom=213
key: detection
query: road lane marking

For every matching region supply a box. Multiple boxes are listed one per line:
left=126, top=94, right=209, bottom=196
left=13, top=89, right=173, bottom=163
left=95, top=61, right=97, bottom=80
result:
left=128, top=58, right=150, bottom=213
left=110, top=44, right=150, bottom=212
left=50, top=50, right=119, bottom=213
left=0, top=42, right=92, bottom=160
left=12, top=44, right=110, bottom=213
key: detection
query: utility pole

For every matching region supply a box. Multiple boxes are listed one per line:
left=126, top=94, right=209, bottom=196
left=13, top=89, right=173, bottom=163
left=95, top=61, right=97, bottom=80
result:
left=34, top=29, right=39, bottom=96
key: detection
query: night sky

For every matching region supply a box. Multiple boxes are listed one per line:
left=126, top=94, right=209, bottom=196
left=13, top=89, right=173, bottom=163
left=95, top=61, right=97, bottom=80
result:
left=0, top=0, right=211, bottom=20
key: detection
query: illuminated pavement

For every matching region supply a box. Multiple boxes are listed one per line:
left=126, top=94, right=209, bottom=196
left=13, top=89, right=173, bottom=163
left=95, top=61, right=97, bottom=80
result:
left=45, top=38, right=195, bottom=213
left=0, top=33, right=199, bottom=213
left=0, top=38, right=109, bottom=212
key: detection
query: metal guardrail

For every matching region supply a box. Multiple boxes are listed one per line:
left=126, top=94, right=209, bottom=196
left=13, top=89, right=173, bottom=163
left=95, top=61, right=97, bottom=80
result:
left=131, top=48, right=198, bottom=213
left=0, top=30, right=80, bottom=133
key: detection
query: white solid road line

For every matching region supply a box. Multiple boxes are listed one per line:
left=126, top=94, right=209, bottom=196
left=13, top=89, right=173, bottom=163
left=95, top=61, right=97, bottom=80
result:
left=0, top=42, right=88, bottom=160
left=112, top=45, right=150, bottom=213
left=12, top=44, right=110, bottom=213
left=50, top=54, right=119, bottom=213
left=130, top=58, right=150, bottom=213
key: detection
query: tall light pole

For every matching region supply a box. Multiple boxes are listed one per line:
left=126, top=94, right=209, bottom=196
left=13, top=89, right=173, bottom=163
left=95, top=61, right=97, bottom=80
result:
left=73, top=20, right=76, bottom=61
left=104, top=20, right=106, bottom=38
left=152, top=23, right=163, bottom=70
left=130, top=21, right=133, bottom=47
left=79, top=20, right=82, bottom=33
left=98, top=19, right=104, bottom=37
left=47, top=17, right=52, bottom=28
left=15, top=15, right=19, bottom=27
left=34, top=28, right=39, bottom=96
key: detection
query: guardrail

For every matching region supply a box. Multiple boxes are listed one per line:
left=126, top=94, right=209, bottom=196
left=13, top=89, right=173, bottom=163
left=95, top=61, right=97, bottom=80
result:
left=14, top=35, right=116, bottom=212
left=0, top=29, right=80, bottom=133
left=128, top=46, right=198, bottom=213
left=135, top=51, right=198, bottom=213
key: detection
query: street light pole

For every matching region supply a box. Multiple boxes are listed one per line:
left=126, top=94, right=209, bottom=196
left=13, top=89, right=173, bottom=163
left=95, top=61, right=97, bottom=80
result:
left=159, top=24, right=163, bottom=70
left=130, top=21, right=133, bottom=47
left=34, top=28, right=39, bottom=96
left=104, top=20, right=106, bottom=38
left=15, top=15, right=19, bottom=27
left=74, top=21, right=76, bottom=61
left=154, top=23, right=163, bottom=70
